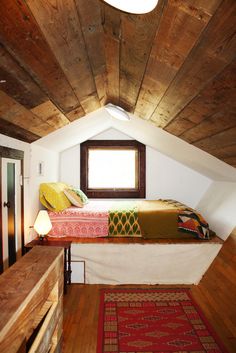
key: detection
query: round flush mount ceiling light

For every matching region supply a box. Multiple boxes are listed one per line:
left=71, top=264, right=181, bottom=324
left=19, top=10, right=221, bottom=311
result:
left=105, top=103, right=131, bottom=121
left=103, top=0, right=159, bottom=14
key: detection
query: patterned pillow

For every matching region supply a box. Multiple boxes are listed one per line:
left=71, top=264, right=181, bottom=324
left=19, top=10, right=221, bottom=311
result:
left=64, top=188, right=88, bottom=207
left=72, top=188, right=89, bottom=204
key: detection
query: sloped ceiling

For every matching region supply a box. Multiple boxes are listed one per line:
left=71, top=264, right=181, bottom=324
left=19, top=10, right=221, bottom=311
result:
left=34, top=108, right=236, bottom=182
left=0, top=0, right=236, bottom=167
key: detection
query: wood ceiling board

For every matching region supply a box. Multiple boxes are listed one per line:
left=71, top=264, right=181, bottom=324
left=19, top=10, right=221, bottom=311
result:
left=166, top=60, right=236, bottom=137
left=0, top=66, right=41, bottom=110
left=168, top=105, right=213, bottom=126
left=0, top=91, right=55, bottom=137
left=111, top=113, right=236, bottom=181
left=0, top=44, right=47, bottom=109
left=101, top=4, right=121, bottom=105
left=31, top=101, right=70, bottom=129
left=194, top=126, right=236, bottom=152
left=66, top=107, right=85, bottom=122
left=179, top=0, right=222, bottom=15
left=33, top=108, right=112, bottom=152
left=75, top=0, right=107, bottom=104
left=0, top=0, right=80, bottom=113
left=211, top=142, right=236, bottom=167
left=26, top=0, right=100, bottom=113
left=221, top=156, right=236, bottom=168
left=0, top=118, right=40, bottom=143
left=134, top=0, right=220, bottom=120
left=119, top=1, right=164, bottom=111
left=211, top=145, right=236, bottom=160
left=180, top=112, right=236, bottom=144
left=0, top=0, right=235, bottom=171
left=165, top=118, right=195, bottom=136
left=151, top=0, right=236, bottom=127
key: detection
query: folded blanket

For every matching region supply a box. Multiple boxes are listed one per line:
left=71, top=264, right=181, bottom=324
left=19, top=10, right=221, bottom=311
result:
left=137, top=200, right=191, bottom=239
left=138, top=200, right=210, bottom=240
left=178, top=210, right=210, bottom=240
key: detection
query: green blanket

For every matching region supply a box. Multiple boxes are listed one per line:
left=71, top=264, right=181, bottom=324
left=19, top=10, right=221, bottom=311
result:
left=137, top=200, right=190, bottom=239
left=108, top=201, right=141, bottom=236
left=108, top=199, right=210, bottom=240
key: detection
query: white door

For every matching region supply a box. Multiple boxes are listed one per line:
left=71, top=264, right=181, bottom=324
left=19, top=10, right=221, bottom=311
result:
left=1, top=158, right=22, bottom=270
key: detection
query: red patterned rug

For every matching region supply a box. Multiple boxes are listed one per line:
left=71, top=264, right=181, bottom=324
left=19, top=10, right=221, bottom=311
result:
left=97, top=289, right=227, bottom=353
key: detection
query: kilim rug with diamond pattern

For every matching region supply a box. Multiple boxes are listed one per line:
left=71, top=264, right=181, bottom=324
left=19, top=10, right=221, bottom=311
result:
left=97, top=289, right=227, bottom=353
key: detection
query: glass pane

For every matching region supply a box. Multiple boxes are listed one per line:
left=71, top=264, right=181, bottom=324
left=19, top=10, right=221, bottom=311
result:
left=88, top=149, right=136, bottom=189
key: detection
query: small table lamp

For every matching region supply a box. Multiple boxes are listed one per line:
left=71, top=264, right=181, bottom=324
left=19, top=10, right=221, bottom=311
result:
left=34, top=210, right=52, bottom=240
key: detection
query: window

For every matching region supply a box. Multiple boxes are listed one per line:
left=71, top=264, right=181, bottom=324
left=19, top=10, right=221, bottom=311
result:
left=80, top=140, right=146, bottom=198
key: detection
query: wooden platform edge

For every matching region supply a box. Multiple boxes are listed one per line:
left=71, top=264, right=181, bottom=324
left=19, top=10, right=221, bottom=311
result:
left=47, top=234, right=223, bottom=244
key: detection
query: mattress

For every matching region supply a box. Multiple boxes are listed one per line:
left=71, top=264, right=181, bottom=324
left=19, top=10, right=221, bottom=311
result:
left=48, top=199, right=211, bottom=240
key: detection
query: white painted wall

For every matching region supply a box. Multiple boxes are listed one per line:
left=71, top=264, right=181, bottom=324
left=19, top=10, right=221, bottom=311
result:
left=29, top=144, right=59, bottom=241
left=35, top=108, right=236, bottom=182
left=59, top=145, right=80, bottom=187
left=146, top=147, right=211, bottom=207
left=2, top=128, right=235, bottom=245
left=60, top=128, right=211, bottom=208
left=197, top=181, right=236, bottom=240
left=0, top=135, right=60, bottom=243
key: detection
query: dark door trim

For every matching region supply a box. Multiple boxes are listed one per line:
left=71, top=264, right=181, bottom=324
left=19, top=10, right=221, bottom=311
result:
left=0, top=146, right=24, bottom=273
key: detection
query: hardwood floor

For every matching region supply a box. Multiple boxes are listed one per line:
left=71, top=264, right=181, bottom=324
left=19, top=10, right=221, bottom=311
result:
left=63, top=234, right=236, bottom=353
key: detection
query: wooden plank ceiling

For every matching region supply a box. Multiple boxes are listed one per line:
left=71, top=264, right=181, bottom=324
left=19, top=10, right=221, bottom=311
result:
left=0, top=0, right=235, bottom=168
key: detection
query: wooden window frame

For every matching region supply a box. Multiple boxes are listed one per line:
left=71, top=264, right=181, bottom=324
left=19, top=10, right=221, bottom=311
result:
left=80, top=140, right=146, bottom=198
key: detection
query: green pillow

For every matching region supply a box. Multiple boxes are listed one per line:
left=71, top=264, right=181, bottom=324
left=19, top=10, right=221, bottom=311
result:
left=71, top=188, right=88, bottom=205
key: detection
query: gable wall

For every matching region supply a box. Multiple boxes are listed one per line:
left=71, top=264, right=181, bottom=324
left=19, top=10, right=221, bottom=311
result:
left=197, top=181, right=236, bottom=240
left=59, top=128, right=211, bottom=208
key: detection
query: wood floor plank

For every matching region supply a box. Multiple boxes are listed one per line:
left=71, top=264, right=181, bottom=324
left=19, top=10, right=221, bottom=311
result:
left=63, top=235, right=236, bottom=353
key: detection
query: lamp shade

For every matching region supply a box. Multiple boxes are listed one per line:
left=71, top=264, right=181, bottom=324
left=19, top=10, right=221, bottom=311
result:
left=105, top=103, right=130, bottom=121
left=103, top=0, right=159, bottom=14
left=34, top=210, right=52, bottom=237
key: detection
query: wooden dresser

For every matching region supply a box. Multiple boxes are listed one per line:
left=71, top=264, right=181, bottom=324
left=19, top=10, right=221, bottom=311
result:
left=0, top=246, right=64, bottom=353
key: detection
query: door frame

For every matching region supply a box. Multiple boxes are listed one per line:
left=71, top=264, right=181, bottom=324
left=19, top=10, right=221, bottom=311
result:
left=0, top=146, right=24, bottom=273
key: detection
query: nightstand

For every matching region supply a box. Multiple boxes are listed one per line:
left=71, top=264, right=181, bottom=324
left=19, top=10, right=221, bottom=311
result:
left=25, top=238, right=72, bottom=294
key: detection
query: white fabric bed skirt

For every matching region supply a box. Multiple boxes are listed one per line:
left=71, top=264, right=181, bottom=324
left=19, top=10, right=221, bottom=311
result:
left=71, top=242, right=222, bottom=285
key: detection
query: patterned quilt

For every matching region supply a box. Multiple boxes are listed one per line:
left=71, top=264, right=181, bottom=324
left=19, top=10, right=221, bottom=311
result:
left=48, top=201, right=111, bottom=238
left=108, top=201, right=141, bottom=236
left=47, top=200, right=211, bottom=240
left=178, top=210, right=210, bottom=240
